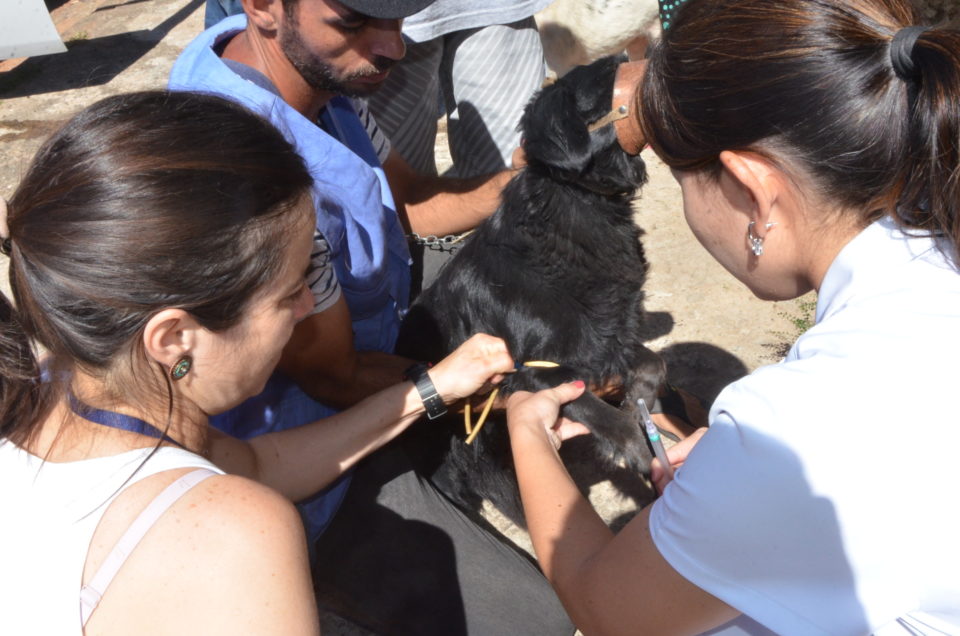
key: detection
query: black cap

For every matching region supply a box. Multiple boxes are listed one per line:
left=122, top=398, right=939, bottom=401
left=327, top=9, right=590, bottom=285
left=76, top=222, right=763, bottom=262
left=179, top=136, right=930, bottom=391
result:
left=338, top=0, right=436, bottom=19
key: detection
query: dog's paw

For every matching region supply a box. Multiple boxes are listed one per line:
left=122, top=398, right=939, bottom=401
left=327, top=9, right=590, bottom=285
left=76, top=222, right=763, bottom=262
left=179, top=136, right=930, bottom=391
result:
left=561, top=392, right=653, bottom=473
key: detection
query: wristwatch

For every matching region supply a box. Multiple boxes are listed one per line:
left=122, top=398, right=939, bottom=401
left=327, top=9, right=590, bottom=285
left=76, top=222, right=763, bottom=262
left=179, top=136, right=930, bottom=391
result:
left=404, top=363, right=447, bottom=420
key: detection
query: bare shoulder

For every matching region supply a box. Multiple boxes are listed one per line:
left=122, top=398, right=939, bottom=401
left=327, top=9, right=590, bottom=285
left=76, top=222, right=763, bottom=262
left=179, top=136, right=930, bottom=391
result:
left=159, top=474, right=320, bottom=631
left=86, top=473, right=319, bottom=635
left=180, top=472, right=306, bottom=544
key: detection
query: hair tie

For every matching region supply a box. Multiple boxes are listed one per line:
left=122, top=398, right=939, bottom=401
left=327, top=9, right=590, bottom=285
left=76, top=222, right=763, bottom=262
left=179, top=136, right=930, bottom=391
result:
left=890, top=26, right=930, bottom=81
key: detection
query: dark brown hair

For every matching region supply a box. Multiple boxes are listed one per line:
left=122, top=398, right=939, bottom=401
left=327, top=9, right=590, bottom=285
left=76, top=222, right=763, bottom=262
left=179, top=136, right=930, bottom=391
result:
left=641, top=0, right=960, bottom=254
left=0, top=90, right=313, bottom=444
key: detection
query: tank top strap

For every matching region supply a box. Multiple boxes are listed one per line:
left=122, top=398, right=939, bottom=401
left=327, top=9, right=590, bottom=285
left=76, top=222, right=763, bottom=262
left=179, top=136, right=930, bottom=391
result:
left=79, top=468, right=218, bottom=626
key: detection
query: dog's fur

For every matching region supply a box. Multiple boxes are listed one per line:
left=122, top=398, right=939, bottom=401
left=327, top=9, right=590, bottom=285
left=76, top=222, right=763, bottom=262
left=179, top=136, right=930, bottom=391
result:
left=396, top=56, right=665, bottom=526
left=536, top=0, right=661, bottom=76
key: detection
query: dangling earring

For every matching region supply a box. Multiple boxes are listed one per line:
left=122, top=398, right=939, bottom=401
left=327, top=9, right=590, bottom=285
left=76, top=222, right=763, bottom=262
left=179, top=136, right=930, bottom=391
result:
left=747, top=221, right=777, bottom=257
left=170, top=355, right=193, bottom=381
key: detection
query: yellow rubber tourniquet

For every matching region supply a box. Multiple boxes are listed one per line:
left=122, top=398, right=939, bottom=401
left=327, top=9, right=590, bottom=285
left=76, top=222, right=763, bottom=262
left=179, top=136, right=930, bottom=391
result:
left=464, top=361, right=559, bottom=445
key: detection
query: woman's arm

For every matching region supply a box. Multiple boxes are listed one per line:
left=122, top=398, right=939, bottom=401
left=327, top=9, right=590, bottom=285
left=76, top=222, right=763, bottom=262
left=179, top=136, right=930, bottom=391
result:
left=208, top=334, right=513, bottom=502
left=506, top=384, right=738, bottom=635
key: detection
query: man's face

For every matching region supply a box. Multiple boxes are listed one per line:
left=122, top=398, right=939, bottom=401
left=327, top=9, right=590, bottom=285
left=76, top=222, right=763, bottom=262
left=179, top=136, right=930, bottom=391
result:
left=278, top=0, right=406, bottom=97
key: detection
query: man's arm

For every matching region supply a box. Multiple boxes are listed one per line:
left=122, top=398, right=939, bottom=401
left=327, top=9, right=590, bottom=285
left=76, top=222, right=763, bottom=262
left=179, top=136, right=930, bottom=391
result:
left=277, top=296, right=415, bottom=409
left=383, top=149, right=516, bottom=236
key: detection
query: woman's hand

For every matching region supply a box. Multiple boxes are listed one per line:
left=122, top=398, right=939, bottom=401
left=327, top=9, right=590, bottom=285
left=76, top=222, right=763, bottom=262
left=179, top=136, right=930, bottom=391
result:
left=428, top=333, right=515, bottom=402
left=506, top=382, right=592, bottom=450
left=651, top=426, right=708, bottom=494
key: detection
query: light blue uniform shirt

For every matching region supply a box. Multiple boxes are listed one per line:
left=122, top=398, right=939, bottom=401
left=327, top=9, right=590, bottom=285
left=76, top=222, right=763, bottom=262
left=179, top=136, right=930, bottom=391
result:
left=169, top=15, right=411, bottom=539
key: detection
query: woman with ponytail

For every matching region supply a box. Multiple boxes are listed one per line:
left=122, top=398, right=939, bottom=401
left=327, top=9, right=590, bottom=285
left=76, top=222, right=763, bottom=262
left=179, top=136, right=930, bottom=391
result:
left=0, top=90, right=517, bottom=634
left=504, top=0, right=960, bottom=633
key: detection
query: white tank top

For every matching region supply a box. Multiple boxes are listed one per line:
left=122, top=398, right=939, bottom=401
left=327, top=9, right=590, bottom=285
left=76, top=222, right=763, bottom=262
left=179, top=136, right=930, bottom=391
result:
left=0, top=439, right=223, bottom=635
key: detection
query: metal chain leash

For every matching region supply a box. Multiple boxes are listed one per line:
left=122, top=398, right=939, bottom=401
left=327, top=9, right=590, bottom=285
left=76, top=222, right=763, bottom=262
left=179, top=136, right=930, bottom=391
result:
left=406, top=230, right=474, bottom=253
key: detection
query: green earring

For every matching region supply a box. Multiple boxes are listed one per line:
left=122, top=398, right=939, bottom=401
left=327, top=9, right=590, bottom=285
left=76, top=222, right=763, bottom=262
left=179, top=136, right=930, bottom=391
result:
left=170, top=355, right=193, bottom=381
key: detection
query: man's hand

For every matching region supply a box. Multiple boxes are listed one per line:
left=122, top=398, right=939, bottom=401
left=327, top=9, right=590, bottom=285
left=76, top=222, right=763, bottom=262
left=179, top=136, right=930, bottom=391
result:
left=278, top=297, right=414, bottom=408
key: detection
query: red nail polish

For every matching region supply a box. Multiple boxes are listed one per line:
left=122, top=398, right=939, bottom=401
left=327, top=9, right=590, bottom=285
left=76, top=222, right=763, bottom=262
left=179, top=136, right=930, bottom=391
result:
left=572, top=380, right=586, bottom=388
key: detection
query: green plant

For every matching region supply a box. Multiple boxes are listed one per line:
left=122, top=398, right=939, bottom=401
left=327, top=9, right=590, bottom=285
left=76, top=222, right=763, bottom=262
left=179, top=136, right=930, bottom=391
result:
left=766, top=294, right=817, bottom=359
left=781, top=297, right=817, bottom=334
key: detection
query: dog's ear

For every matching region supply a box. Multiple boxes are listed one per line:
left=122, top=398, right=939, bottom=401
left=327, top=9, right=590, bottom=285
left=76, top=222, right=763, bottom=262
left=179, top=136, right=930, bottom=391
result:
left=519, top=83, right=595, bottom=173
left=519, top=55, right=624, bottom=174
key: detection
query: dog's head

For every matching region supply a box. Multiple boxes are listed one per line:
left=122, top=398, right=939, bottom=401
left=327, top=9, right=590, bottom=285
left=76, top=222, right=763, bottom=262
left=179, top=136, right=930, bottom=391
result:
left=519, top=55, right=647, bottom=196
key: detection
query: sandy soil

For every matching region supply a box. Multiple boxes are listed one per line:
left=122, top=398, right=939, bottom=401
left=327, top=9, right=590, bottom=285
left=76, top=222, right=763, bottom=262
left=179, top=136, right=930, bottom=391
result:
left=3, top=0, right=955, bottom=632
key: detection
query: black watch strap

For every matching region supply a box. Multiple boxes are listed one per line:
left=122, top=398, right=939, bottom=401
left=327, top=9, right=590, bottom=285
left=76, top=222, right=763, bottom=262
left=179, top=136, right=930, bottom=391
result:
left=405, top=363, right=447, bottom=420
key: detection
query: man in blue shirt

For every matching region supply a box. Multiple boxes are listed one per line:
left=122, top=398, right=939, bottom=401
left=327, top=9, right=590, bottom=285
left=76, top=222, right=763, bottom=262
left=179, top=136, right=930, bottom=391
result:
left=170, top=2, right=571, bottom=633
left=171, top=0, right=512, bottom=433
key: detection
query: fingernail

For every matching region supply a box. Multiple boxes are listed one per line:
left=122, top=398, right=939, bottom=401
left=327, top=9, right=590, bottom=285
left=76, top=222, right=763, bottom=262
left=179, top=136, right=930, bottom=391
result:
left=572, top=380, right=585, bottom=388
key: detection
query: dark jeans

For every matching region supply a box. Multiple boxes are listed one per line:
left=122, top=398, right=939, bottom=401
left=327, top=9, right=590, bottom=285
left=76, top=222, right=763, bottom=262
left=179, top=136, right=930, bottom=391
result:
left=312, top=443, right=575, bottom=635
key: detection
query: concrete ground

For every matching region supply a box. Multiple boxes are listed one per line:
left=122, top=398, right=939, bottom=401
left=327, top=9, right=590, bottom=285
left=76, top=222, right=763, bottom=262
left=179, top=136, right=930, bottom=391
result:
left=6, top=0, right=954, bottom=632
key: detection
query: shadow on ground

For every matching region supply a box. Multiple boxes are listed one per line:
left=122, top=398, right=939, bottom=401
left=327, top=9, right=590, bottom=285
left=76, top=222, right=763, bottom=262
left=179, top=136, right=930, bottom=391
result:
left=660, top=341, right=750, bottom=405
left=638, top=310, right=750, bottom=403
left=0, top=0, right=202, bottom=98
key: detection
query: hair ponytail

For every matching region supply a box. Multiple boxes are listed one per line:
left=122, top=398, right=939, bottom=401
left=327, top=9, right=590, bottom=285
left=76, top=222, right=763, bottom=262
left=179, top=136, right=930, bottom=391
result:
left=0, top=291, right=45, bottom=443
left=895, top=26, right=960, bottom=260
left=2, top=91, right=312, bottom=448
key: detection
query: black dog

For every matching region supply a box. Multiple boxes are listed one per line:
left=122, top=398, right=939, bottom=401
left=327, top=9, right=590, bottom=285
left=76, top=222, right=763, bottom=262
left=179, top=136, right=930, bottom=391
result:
left=396, top=55, right=665, bottom=526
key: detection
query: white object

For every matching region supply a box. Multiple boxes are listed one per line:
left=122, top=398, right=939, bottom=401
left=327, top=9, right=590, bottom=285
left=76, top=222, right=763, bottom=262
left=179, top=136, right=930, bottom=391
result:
left=0, top=0, right=66, bottom=61
left=0, top=442, right=223, bottom=633
left=650, top=217, right=960, bottom=633
left=536, top=0, right=660, bottom=76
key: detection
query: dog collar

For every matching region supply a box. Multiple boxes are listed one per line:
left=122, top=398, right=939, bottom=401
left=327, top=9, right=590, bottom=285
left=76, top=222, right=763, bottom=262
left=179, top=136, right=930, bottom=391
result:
left=586, top=59, right=647, bottom=156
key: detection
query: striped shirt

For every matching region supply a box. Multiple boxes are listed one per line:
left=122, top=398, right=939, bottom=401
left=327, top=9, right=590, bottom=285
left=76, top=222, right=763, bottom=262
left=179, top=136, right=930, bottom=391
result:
left=352, top=98, right=392, bottom=165
left=307, top=231, right=341, bottom=316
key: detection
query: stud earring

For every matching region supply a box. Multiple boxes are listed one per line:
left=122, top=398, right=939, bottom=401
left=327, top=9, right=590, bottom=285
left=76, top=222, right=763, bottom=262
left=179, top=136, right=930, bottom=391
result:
left=170, top=355, right=193, bottom=381
left=747, top=221, right=777, bottom=257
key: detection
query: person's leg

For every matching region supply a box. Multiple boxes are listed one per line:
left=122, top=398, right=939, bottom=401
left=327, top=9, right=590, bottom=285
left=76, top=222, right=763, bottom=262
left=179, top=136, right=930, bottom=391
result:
left=440, top=18, right=547, bottom=178
left=312, top=443, right=574, bottom=636
left=366, top=37, right=444, bottom=175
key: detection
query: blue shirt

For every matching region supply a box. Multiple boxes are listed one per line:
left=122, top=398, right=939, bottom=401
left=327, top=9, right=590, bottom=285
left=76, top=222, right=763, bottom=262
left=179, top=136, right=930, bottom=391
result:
left=169, top=15, right=412, bottom=539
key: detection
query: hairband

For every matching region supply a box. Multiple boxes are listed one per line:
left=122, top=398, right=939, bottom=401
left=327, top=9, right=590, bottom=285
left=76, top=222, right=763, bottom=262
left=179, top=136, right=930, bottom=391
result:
left=890, top=25, right=930, bottom=81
